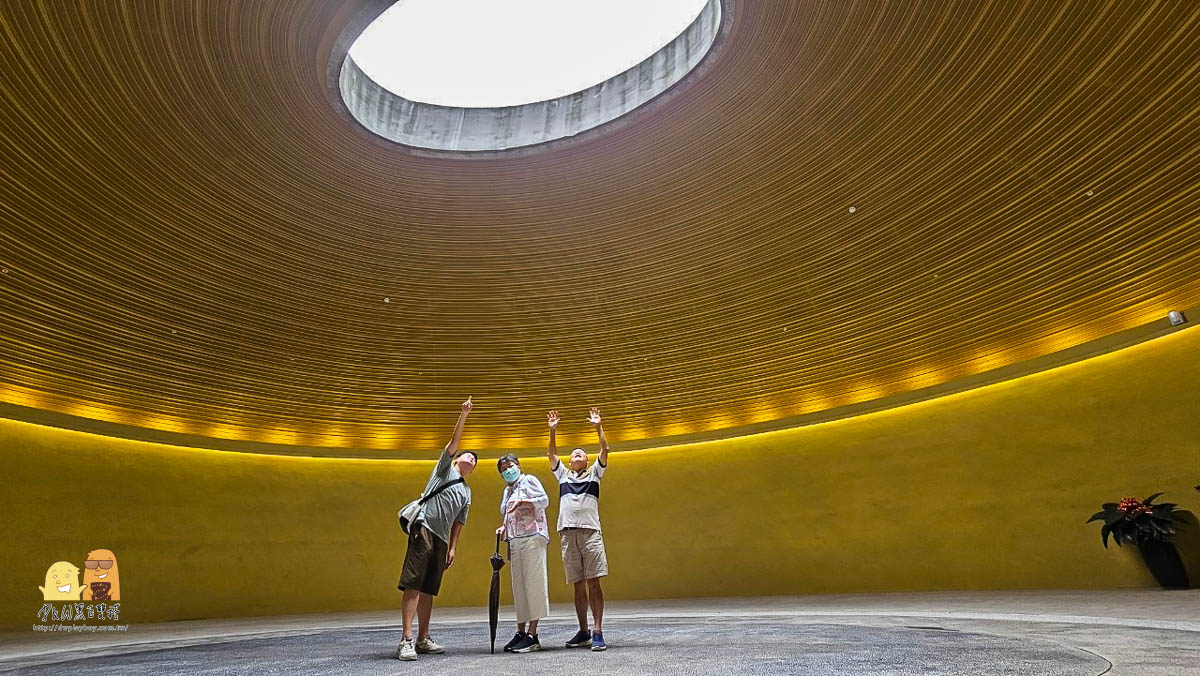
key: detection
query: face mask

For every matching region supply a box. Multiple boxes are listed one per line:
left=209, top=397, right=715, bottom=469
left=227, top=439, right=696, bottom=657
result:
left=501, top=466, right=520, bottom=483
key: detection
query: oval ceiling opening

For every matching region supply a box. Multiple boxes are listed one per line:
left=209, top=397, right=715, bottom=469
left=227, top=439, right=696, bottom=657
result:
left=339, top=0, right=722, bottom=152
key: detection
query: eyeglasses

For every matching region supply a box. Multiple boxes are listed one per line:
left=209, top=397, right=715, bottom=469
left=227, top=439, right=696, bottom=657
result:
left=85, top=560, right=114, bottom=570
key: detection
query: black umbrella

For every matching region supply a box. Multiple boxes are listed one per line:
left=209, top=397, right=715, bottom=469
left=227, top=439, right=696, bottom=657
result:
left=488, top=532, right=506, bottom=654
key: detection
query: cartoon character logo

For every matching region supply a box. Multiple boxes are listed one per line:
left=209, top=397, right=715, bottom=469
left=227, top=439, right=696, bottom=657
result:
left=39, top=561, right=85, bottom=600
left=82, top=549, right=120, bottom=601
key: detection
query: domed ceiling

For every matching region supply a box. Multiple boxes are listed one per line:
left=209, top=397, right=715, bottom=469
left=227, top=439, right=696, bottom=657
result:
left=2, top=1, right=1198, bottom=454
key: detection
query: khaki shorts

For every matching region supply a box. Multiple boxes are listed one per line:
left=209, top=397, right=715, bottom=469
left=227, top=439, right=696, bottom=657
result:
left=398, top=525, right=447, bottom=596
left=559, top=528, right=608, bottom=584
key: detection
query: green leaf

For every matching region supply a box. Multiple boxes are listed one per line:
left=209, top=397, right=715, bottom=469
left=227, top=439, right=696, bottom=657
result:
left=1104, top=511, right=1126, bottom=526
left=1101, top=524, right=1111, bottom=548
left=1086, top=511, right=1107, bottom=523
left=1144, top=492, right=1164, bottom=504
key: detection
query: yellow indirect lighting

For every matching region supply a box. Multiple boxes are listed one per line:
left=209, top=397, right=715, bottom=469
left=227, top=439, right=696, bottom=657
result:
left=1, top=384, right=43, bottom=409
left=804, top=396, right=832, bottom=414
left=787, top=400, right=814, bottom=416
left=905, top=368, right=940, bottom=388
left=662, top=422, right=692, bottom=437
left=143, top=414, right=193, bottom=434
left=262, top=428, right=301, bottom=445
left=2, top=325, right=1197, bottom=460
left=4, top=308, right=1194, bottom=452
left=968, top=351, right=1012, bottom=373
left=848, top=384, right=886, bottom=405
left=207, top=423, right=247, bottom=441
left=364, top=435, right=391, bottom=450
left=1038, top=331, right=1077, bottom=354
left=66, top=401, right=116, bottom=422
left=704, top=414, right=737, bottom=431
left=318, top=427, right=359, bottom=447
left=746, top=408, right=777, bottom=425
left=618, top=425, right=648, bottom=441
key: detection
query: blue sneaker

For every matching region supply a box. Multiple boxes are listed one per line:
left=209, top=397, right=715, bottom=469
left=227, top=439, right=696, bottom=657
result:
left=591, top=631, right=606, bottom=651
left=565, top=629, right=592, bottom=648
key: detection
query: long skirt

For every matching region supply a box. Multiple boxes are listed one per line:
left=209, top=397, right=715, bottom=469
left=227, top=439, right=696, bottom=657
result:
left=509, top=535, right=550, bottom=623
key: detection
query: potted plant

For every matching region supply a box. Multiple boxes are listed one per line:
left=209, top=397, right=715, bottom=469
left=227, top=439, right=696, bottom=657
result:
left=1087, top=493, right=1193, bottom=589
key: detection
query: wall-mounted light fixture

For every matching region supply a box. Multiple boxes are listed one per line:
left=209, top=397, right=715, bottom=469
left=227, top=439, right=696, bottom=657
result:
left=1168, top=310, right=1187, bottom=326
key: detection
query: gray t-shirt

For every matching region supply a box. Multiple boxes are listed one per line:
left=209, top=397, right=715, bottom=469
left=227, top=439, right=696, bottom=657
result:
left=414, top=446, right=471, bottom=544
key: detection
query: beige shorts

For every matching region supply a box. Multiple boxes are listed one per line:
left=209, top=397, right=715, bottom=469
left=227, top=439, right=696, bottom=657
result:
left=559, top=528, right=608, bottom=584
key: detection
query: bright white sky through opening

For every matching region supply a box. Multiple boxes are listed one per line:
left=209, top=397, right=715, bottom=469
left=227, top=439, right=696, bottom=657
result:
left=348, top=0, right=710, bottom=108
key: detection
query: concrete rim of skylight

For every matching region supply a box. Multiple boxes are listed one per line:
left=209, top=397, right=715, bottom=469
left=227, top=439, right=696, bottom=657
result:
left=328, top=0, right=730, bottom=156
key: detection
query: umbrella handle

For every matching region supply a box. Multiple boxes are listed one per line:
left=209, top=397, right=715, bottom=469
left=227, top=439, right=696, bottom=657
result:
left=495, top=532, right=501, bottom=555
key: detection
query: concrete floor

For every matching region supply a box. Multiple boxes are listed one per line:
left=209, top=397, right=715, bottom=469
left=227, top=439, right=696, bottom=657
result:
left=2, top=591, right=1198, bottom=674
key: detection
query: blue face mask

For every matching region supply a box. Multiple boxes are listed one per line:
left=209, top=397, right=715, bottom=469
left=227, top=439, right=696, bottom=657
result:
left=501, top=466, right=520, bottom=483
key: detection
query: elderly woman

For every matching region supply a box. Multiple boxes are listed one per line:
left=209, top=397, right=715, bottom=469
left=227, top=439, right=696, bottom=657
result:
left=495, top=453, right=551, bottom=653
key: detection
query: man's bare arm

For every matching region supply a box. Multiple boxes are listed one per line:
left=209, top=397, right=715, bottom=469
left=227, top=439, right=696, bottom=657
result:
left=547, top=409, right=561, bottom=469
left=446, top=521, right=463, bottom=569
left=590, top=407, right=610, bottom=466
left=445, top=396, right=473, bottom=456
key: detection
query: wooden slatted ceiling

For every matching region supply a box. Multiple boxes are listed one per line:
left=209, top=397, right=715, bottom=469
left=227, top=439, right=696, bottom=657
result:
left=1, top=1, right=1198, bottom=451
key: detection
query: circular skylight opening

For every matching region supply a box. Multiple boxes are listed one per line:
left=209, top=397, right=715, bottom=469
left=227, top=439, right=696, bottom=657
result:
left=350, top=0, right=710, bottom=108
left=338, top=0, right=722, bottom=152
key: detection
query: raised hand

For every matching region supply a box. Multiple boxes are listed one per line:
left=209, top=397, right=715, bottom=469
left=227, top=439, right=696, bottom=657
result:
left=446, top=396, right=473, bottom=456
left=547, top=409, right=560, bottom=429
left=590, top=406, right=609, bottom=464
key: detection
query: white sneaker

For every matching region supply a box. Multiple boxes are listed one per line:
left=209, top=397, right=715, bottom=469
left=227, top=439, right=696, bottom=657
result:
left=397, top=637, right=417, bottom=661
left=416, top=636, right=445, bottom=654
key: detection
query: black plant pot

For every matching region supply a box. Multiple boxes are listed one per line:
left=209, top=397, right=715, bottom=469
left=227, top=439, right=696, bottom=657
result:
left=1137, top=541, right=1190, bottom=589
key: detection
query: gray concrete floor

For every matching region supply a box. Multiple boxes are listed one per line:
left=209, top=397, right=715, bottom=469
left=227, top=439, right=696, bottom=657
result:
left=2, top=591, right=1198, bottom=674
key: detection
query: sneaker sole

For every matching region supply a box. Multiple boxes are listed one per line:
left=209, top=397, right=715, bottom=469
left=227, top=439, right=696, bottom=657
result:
left=514, top=644, right=542, bottom=653
left=415, top=649, right=444, bottom=654
left=592, top=645, right=607, bottom=652
left=397, top=653, right=417, bottom=661
left=565, top=641, right=592, bottom=648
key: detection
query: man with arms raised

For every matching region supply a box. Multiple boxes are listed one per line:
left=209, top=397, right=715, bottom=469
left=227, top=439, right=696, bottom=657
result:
left=547, top=406, right=611, bottom=652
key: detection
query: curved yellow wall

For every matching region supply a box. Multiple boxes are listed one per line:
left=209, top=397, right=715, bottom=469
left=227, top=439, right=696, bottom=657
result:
left=4, top=328, right=1198, bottom=628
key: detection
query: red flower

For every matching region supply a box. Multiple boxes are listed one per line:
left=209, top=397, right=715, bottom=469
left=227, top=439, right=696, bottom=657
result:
left=1118, top=497, right=1142, bottom=513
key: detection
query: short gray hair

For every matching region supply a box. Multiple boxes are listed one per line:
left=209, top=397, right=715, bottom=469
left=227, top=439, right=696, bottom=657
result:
left=496, top=453, right=520, bottom=471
